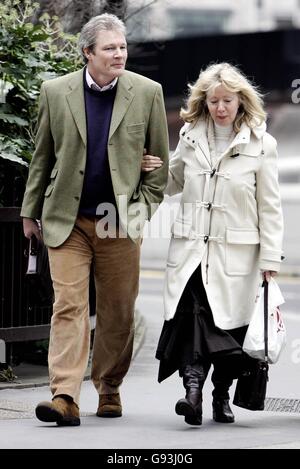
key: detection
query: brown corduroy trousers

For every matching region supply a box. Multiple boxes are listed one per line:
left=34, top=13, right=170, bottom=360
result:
left=47, top=215, right=140, bottom=405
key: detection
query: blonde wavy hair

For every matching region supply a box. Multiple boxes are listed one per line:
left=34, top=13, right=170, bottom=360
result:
left=180, top=63, right=266, bottom=132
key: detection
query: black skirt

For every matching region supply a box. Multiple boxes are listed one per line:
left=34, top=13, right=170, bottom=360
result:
left=156, top=264, right=248, bottom=382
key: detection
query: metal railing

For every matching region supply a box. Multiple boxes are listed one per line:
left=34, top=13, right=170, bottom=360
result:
left=0, top=208, right=53, bottom=361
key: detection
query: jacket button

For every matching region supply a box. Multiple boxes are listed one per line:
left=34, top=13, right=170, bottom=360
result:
left=74, top=196, right=80, bottom=201
left=204, top=235, right=209, bottom=243
left=79, top=170, right=84, bottom=175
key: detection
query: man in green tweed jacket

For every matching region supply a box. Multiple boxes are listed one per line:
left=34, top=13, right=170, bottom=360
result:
left=21, top=13, right=169, bottom=426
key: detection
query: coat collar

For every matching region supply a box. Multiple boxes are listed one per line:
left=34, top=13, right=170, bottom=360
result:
left=182, top=118, right=267, bottom=166
left=229, top=121, right=267, bottom=158
left=231, top=120, right=266, bottom=147
left=181, top=119, right=211, bottom=167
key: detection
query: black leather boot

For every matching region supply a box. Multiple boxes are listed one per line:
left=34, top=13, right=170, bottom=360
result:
left=212, top=398, right=235, bottom=423
left=211, top=371, right=235, bottom=423
left=175, top=364, right=205, bottom=426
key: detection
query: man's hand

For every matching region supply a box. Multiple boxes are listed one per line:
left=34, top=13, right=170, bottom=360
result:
left=141, top=149, right=163, bottom=172
left=23, top=217, right=43, bottom=242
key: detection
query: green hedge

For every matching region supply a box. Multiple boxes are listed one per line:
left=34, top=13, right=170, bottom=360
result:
left=0, top=0, right=82, bottom=205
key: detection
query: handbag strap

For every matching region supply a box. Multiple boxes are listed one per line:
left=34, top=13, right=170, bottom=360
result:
left=263, top=279, right=269, bottom=360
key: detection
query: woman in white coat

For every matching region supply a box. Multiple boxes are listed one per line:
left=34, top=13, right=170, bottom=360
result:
left=142, top=63, right=284, bottom=426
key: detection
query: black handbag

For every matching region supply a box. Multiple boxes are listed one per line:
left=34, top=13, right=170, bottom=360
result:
left=233, top=280, right=269, bottom=411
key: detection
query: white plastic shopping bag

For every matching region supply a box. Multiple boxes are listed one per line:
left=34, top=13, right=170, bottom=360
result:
left=243, top=278, right=286, bottom=364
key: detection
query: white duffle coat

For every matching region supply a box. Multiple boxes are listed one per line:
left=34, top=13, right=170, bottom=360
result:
left=163, top=118, right=284, bottom=329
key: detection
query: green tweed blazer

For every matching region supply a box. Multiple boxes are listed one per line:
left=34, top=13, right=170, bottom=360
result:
left=21, top=68, right=169, bottom=246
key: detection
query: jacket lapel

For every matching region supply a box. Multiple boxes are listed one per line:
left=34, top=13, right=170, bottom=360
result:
left=109, top=72, right=134, bottom=139
left=66, top=68, right=86, bottom=145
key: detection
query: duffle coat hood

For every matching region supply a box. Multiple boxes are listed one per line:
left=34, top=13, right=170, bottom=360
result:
left=163, top=118, right=284, bottom=329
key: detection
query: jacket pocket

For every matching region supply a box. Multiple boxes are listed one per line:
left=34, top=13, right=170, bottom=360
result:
left=50, top=168, right=58, bottom=179
left=225, top=228, right=260, bottom=276
left=127, top=123, right=145, bottom=133
left=171, top=219, right=192, bottom=239
left=44, top=168, right=58, bottom=197
left=44, top=184, right=54, bottom=197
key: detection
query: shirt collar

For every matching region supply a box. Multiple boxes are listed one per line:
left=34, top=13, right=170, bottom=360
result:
left=85, top=67, right=118, bottom=92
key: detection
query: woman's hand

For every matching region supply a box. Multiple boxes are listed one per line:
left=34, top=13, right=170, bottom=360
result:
left=262, top=270, right=277, bottom=282
left=141, top=152, right=163, bottom=172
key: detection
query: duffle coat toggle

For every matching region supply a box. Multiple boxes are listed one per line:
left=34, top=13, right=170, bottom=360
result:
left=196, top=201, right=227, bottom=212
left=189, top=233, right=224, bottom=243
left=193, top=146, right=232, bottom=284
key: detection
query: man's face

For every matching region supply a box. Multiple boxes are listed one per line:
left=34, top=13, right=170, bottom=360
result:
left=84, top=30, right=128, bottom=86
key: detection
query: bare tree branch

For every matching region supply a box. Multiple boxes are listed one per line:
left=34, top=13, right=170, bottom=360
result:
left=125, top=0, right=158, bottom=21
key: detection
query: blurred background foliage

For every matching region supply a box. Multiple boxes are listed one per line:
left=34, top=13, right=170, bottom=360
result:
left=0, top=0, right=82, bottom=205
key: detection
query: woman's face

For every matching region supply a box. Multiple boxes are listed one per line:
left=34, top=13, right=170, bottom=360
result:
left=206, top=84, right=240, bottom=126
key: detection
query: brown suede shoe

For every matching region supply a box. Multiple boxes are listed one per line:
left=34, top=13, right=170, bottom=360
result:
left=96, top=393, right=122, bottom=418
left=35, top=396, right=80, bottom=426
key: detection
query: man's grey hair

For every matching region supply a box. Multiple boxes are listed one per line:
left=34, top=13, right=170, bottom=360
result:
left=78, top=13, right=126, bottom=63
